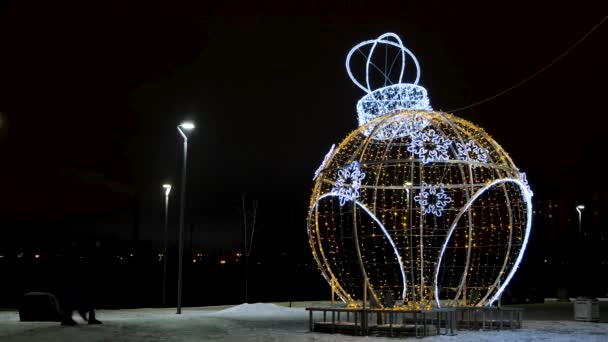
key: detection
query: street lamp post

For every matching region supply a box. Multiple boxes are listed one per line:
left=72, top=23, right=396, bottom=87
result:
left=162, top=184, right=171, bottom=306
left=576, top=204, right=585, bottom=239
left=176, top=121, right=194, bottom=314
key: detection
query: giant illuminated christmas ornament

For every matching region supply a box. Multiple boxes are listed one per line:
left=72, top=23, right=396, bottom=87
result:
left=308, top=33, right=533, bottom=309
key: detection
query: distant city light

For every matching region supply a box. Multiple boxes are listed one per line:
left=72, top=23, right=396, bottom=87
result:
left=34, top=254, right=40, bottom=259
left=220, top=260, right=226, bottom=265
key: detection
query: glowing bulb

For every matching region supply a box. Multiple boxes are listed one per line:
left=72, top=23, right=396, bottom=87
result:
left=180, top=122, right=195, bottom=130
left=163, top=184, right=172, bottom=196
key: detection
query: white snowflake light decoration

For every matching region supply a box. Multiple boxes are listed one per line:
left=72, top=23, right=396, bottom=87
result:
left=456, top=140, right=490, bottom=165
left=331, top=161, right=366, bottom=206
left=407, top=129, right=452, bottom=163
left=414, top=183, right=452, bottom=217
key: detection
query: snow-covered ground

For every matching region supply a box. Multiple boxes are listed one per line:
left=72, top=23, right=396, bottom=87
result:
left=0, top=302, right=607, bottom=341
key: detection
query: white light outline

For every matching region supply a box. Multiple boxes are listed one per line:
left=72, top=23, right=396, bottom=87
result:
left=365, top=33, right=406, bottom=91
left=332, top=161, right=366, bottom=206
left=433, top=177, right=533, bottom=307
left=311, top=192, right=408, bottom=302
left=313, top=144, right=336, bottom=180
left=346, top=33, right=421, bottom=93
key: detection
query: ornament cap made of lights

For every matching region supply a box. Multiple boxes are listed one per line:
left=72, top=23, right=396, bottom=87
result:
left=346, top=33, right=432, bottom=131
left=308, top=33, right=533, bottom=309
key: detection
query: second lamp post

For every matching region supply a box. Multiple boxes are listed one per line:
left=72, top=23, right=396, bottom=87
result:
left=176, top=121, right=194, bottom=314
left=162, top=184, right=171, bottom=306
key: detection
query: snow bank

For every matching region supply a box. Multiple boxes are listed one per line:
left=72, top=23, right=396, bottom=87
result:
left=207, top=303, right=306, bottom=319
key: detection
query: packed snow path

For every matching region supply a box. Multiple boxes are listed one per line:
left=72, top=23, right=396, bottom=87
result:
left=1, top=302, right=607, bottom=341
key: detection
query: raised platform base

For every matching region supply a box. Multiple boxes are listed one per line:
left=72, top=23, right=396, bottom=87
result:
left=306, top=307, right=456, bottom=338
left=306, top=306, right=524, bottom=338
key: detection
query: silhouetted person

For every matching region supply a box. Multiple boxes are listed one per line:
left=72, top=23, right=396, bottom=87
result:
left=57, top=241, right=102, bottom=326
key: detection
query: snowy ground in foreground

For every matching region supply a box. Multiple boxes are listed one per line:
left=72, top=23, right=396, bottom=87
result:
left=1, top=302, right=607, bottom=341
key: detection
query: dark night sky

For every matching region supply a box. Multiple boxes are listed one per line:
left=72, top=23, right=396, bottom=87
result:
left=0, top=1, right=606, bottom=240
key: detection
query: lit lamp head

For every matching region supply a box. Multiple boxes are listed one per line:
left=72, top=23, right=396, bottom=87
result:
left=163, top=184, right=172, bottom=196
left=180, top=122, right=195, bottom=130
left=576, top=204, right=585, bottom=214
left=177, top=121, right=195, bottom=139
